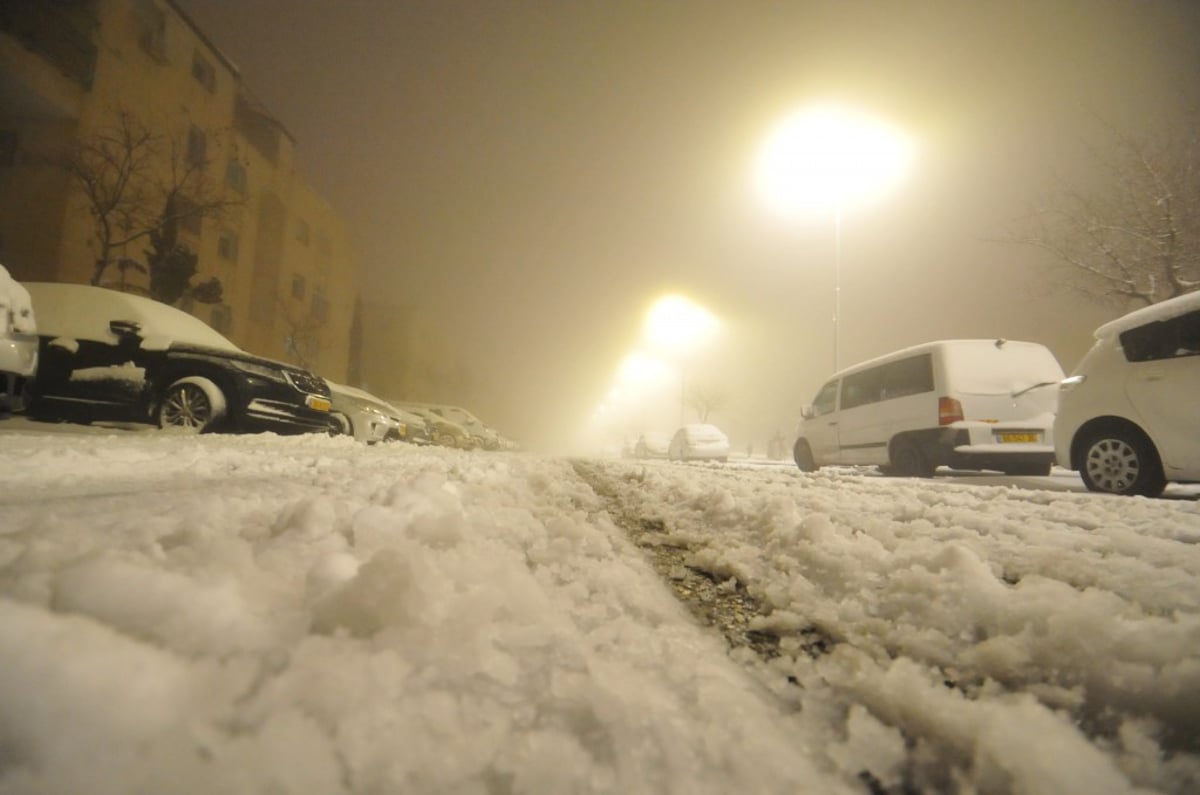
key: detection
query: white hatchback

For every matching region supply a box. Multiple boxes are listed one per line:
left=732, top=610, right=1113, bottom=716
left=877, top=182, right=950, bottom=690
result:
left=669, top=423, right=730, bottom=462
left=1055, top=291, right=1200, bottom=496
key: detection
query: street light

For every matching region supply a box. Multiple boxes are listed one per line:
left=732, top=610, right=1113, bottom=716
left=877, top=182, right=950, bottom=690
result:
left=755, top=104, right=912, bottom=371
left=642, top=294, right=719, bottom=425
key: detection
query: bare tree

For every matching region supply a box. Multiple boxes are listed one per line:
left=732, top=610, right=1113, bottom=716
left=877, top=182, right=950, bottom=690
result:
left=1005, top=110, right=1200, bottom=306
left=62, top=105, right=239, bottom=301
left=686, top=382, right=729, bottom=423
left=278, top=296, right=326, bottom=372
left=277, top=264, right=329, bottom=372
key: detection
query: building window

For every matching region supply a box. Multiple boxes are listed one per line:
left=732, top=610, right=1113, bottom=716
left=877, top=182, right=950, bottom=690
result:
left=225, top=159, right=247, bottom=193
left=186, top=126, right=206, bottom=167
left=210, top=304, right=232, bottom=335
left=218, top=230, right=239, bottom=262
left=191, top=51, right=216, bottom=92
left=312, top=292, right=329, bottom=324
left=291, top=274, right=306, bottom=300
left=134, top=0, right=167, bottom=63
left=295, top=218, right=309, bottom=245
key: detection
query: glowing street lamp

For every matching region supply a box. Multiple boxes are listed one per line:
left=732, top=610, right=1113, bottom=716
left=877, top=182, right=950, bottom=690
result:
left=642, top=295, right=719, bottom=425
left=755, top=104, right=912, bottom=370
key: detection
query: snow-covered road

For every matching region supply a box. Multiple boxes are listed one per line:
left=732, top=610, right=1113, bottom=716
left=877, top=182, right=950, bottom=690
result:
left=0, top=426, right=1197, bottom=794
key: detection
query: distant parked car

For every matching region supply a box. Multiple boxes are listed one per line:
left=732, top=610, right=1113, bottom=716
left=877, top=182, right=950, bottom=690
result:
left=634, top=431, right=671, bottom=459
left=326, top=381, right=403, bottom=444
left=793, top=339, right=1063, bottom=477
left=1055, top=290, right=1200, bottom=497
left=24, top=282, right=331, bottom=434
left=394, top=403, right=475, bottom=449
left=669, top=424, right=730, bottom=462
left=0, top=265, right=38, bottom=412
left=390, top=405, right=434, bottom=446
left=415, top=402, right=504, bottom=450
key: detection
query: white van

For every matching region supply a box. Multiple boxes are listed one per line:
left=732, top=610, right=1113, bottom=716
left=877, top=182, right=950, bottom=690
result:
left=793, top=339, right=1064, bottom=477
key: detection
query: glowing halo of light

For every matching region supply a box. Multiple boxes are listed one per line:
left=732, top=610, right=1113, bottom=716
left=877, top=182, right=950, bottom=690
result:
left=642, top=294, right=719, bottom=355
left=755, top=104, right=913, bottom=217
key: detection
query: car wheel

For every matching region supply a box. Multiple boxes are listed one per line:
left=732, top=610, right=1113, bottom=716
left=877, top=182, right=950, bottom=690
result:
left=890, top=439, right=935, bottom=478
left=329, top=411, right=353, bottom=437
left=1078, top=427, right=1166, bottom=497
left=158, top=376, right=227, bottom=432
left=436, top=432, right=456, bottom=447
left=793, top=439, right=817, bottom=472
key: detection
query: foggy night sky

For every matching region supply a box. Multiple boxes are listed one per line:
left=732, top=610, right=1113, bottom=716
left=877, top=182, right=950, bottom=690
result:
left=175, top=0, right=1200, bottom=452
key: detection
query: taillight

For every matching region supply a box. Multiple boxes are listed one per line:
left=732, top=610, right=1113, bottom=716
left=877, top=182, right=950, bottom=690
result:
left=938, top=396, right=964, bottom=425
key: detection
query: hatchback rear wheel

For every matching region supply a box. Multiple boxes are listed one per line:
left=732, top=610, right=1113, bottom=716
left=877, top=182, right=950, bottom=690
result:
left=1078, top=427, right=1166, bottom=497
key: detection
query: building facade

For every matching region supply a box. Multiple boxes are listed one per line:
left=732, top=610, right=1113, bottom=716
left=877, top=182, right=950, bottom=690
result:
left=0, top=0, right=359, bottom=380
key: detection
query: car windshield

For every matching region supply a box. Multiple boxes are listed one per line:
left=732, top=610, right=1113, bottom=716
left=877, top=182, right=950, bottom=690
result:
left=25, top=282, right=239, bottom=352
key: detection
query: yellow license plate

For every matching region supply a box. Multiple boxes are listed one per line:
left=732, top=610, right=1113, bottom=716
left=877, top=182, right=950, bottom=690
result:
left=997, top=432, right=1038, bottom=443
left=308, top=396, right=331, bottom=412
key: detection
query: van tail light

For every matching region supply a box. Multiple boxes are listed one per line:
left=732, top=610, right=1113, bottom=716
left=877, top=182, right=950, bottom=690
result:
left=938, top=396, right=964, bottom=425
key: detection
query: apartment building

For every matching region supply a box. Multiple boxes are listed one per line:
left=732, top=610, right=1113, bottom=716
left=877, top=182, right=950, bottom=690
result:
left=0, top=0, right=359, bottom=381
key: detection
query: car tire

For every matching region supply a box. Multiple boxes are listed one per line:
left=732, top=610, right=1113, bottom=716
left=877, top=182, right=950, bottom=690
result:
left=329, top=411, right=353, bottom=437
left=1077, top=426, right=1166, bottom=497
left=793, top=439, right=817, bottom=472
left=890, top=439, right=935, bottom=478
left=158, top=376, right=227, bottom=432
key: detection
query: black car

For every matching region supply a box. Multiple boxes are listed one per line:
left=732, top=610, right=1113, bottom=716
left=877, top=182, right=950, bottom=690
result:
left=23, top=282, right=331, bottom=434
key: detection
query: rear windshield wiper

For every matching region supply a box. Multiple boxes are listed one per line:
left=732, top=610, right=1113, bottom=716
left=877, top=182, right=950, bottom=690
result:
left=1011, top=380, right=1061, bottom=398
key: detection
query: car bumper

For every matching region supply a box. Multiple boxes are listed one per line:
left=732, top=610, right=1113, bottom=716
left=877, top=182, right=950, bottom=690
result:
left=0, top=337, right=38, bottom=377
left=947, top=425, right=1055, bottom=471
left=239, top=398, right=332, bottom=435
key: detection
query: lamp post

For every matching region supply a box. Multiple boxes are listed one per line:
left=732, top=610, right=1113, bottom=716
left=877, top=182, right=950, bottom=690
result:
left=755, top=105, right=911, bottom=371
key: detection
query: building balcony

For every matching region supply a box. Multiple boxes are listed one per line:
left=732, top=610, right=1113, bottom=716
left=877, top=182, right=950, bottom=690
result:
left=0, top=0, right=98, bottom=90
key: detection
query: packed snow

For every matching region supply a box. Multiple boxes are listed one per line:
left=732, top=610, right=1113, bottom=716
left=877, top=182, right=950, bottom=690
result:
left=0, top=424, right=1197, bottom=794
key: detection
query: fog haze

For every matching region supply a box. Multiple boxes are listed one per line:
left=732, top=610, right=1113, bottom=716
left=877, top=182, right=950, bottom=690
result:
left=176, top=0, right=1200, bottom=451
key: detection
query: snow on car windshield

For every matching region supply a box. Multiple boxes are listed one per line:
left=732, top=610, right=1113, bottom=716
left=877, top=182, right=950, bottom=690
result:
left=25, top=282, right=239, bottom=352
left=941, top=340, right=1065, bottom=395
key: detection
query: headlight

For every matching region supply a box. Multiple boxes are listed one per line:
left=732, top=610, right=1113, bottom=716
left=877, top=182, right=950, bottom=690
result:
left=230, top=359, right=287, bottom=383
left=1059, top=374, right=1086, bottom=392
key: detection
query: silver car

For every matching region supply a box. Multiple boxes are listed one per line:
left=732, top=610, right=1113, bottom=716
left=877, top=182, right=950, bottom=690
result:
left=326, top=381, right=403, bottom=444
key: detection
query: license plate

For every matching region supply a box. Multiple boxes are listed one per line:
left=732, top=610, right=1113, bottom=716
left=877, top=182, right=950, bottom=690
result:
left=997, top=432, right=1039, bottom=443
left=308, top=396, right=331, bottom=412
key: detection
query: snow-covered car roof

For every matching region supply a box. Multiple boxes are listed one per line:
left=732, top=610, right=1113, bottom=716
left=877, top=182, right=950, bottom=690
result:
left=25, top=282, right=238, bottom=352
left=1094, top=290, right=1200, bottom=338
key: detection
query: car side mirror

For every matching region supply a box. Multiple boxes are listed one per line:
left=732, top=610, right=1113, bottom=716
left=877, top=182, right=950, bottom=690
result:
left=109, top=319, right=142, bottom=338
left=801, top=405, right=815, bottom=420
